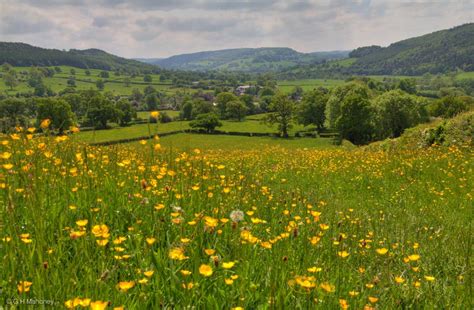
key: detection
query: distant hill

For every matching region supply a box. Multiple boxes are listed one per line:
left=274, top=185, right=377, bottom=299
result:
left=138, top=48, right=349, bottom=72
left=349, top=23, right=474, bottom=75
left=0, top=42, right=158, bottom=73
left=280, top=23, right=474, bottom=78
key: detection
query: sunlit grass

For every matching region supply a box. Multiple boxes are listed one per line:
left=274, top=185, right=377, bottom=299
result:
left=1, top=127, right=472, bottom=308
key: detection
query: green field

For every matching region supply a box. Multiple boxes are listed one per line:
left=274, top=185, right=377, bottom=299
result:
left=456, top=71, right=474, bottom=80
left=137, top=133, right=337, bottom=151
left=77, top=116, right=314, bottom=143
left=277, top=79, right=345, bottom=93
left=0, top=65, right=198, bottom=96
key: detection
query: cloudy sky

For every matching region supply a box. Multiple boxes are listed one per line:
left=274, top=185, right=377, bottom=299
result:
left=0, top=0, right=472, bottom=58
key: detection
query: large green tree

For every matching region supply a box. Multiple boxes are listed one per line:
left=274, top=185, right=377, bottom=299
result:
left=36, top=98, right=75, bottom=133
left=373, top=90, right=428, bottom=139
left=335, top=93, right=374, bottom=145
left=115, top=98, right=136, bottom=126
left=226, top=100, right=248, bottom=121
left=0, top=98, right=28, bottom=131
left=297, top=88, right=328, bottom=130
left=190, top=113, right=222, bottom=133
left=215, top=92, right=238, bottom=118
left=264, top=93, right=296, bottom=138
left=86, top=96, right=119, bottom=129
left=326, top=82, right=370, bottom=129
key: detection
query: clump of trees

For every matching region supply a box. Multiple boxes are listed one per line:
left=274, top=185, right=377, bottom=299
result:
left=190, top=113, right=222, bottom=133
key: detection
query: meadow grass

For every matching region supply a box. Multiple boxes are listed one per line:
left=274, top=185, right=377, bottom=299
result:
left=0, top=129, right=472, bottom=309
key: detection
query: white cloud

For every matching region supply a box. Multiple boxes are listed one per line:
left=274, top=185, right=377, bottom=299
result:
left=0, top=0, right=472, bottom=58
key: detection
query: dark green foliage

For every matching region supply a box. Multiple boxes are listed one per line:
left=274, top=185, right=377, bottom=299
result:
left=0, top=42, right=158, bottom=73
left=67, top=77, right=76, bottom=87
left=159, top=112, right=173, bottom=123
left=349, top=24, right=474, bottom=75
left=289, top=86, right=304, bottom=100
left=278, top=23, right=474, bottom=78
left=297, top=88, right=328, bottom=130
left=258, top=87, right=275, bottom=97
left=115, top=98, right=136, bottom=126
left=258, top=96, right=273, bottom=112
left=0, top=98, right=28, bottom=131
left=27, top=67, right=44, bottom=88
left=215, top=92, right=238, bottom=118
left=226, top=100, right=248, bottom=121
left=145, top=94, right=158, bottom=111
left=143, top=74, right=152, bottom=83
left=130, top=88, right=143, bottom=102
left=335, top=93, right=374, bottom=145
left=143, top=85, right=156, bottom=96
left=36, top=98, right=75, bottom=133
left=264, top=93, right=296, bottom=138
left=62, top=93, right=85, bottom=117
left=431, top=96, right=470, bottom=118
left=180, top=101, right=193, bottom=120
left=86, top=96, right=120, bottom=129
left=349, top=45, right=383, bottom=58
left=190, top=113, right=222, bottom=133
left=240, top=94, right=255, bottom=114
left=95, top=79, right=105, bottom=90
left=192, top=99, right=214, bottom=118
left=99, top=71, right=109, bottom=78
left=397, top=79, right=417, bottom=94
left=373, top=90, right=428, bottom=139
left=326, top=82, right=370, bottom=129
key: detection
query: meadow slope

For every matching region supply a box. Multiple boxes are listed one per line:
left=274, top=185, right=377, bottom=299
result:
left=1, top=131, right=472, bottom=309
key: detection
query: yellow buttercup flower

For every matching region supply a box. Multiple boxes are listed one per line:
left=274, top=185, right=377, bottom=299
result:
left=90, top=300, right=108, bottom=310
left=91, top=224, right=109, bottom=238
left=150, top=111, right=160, bottom=119
left=338, top=251, right=350, bottom=258
left=408, top=254, right=420, bottom=261
left=76, top=219, right=88, bottom=227
left=117, top=281, right=135, bottom=292
left=199, top=264, right=213, bottom=277
left=180, top=270, right=192, bottom=276
left=144, top=270, right=154, bottom=277
left=146, top=237, right=156, bottom=245
left=17, top=281, right=32, bottom=293
left=376, top=248, right=388, bottom=255
left=169, top=247, right=188, bottom=260
left=222, top=261, right=236, bottom=269
left=40, top=119, right=51, bottom=129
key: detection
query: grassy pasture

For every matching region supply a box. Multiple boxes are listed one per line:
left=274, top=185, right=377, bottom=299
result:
left=76, top=116, right=314, bottom=144
left=0, top=65, right=196, bottom=96
left=277, top=79, right=345, bottom=93
left=139, top=133, right=337, bottom=151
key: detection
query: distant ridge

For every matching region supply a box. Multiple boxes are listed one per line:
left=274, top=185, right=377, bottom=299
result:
left=138, top=47, right=349, bottom=72
left=348, top=23, right=474, bottom=75
left=0, top=42, right=158, bottom=73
